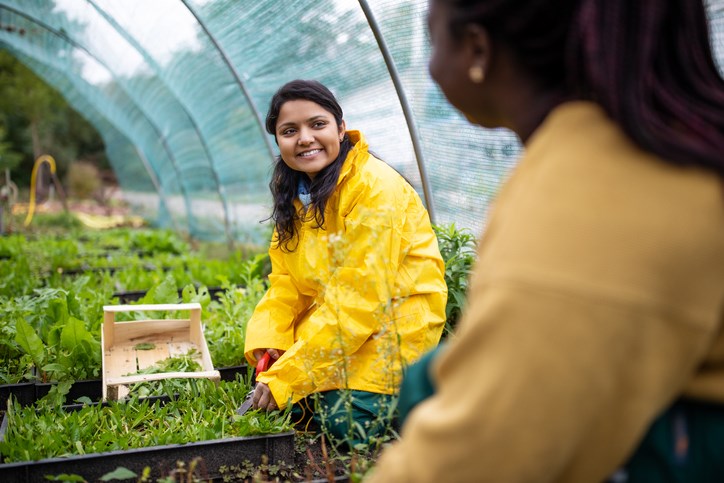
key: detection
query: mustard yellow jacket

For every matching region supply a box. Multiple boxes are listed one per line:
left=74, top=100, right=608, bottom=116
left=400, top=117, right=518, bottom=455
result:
left=368, top=102, right=724, bottom=482
left=244, top=131, right=447, bottom=409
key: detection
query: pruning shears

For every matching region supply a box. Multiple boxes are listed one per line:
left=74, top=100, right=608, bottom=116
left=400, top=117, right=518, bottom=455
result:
left=235, top=352, right=272, bottom=416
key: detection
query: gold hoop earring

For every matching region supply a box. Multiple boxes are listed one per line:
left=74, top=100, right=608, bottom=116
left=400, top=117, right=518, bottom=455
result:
left=469, top=65, right=485, bottom=84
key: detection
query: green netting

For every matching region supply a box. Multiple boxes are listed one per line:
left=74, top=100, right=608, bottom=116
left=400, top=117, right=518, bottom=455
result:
left=1, top=0, right=723, bottom=243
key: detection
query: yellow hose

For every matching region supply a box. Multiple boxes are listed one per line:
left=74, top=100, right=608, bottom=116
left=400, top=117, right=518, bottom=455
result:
left=24, top=154, right=57, bottom=227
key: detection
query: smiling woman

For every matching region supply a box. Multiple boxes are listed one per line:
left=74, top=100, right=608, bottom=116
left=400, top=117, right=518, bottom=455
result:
left=274, top=99, right=345, bottom=179
left=241, top=79, right=448, bottom=447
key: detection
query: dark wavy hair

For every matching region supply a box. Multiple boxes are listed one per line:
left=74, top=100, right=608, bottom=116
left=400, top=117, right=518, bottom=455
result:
left=441, top=0, right=724, bottom=175
left=265, top=80, right=353, bottom=252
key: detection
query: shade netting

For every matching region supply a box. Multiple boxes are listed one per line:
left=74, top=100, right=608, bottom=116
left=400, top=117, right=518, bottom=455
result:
left=1, top=0, right=723, bottom=243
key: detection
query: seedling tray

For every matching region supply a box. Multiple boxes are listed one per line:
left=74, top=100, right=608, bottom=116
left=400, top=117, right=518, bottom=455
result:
left=35, top=366, right=249, bottom=403
left=114, top=286, right=227, bottom=304
left=35, top=378, right=102, bottom=403
left=0, top=403, right=295, bottom=482
left=34, top=364, right=248, bottom=405
left=102, top=303, right=220, bottom=400
left=0, top=382, right=35, bottom=410
left=217, top=364, right=250, bottom=382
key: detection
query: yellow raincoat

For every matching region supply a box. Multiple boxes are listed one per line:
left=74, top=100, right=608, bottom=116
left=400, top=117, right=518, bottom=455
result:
left=244, top=131, right=447, bottom=409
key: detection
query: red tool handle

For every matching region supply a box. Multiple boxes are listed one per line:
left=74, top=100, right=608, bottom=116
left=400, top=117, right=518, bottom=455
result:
left=255, top=352, right=272, bottom=382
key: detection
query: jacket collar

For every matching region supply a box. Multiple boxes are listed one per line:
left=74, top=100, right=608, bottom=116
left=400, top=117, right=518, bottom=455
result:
left=337, top=130, right=367, bottom=185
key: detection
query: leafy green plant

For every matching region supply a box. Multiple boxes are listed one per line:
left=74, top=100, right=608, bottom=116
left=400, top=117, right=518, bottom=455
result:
left=0, top=258, right=36, bottom=298
left=0, top=354, right=34, bottom=385
left=129, top=229, right=188, bottom=256
left=44, top=472, right=86, bottom=482
left=0, top=233, right=24, bottom=258
left=0, top=229, right=269, bottom=298
left=1, top=316, right=35, bottom=384
left=219, top=454, right=295, bottom=482
left=0, top=229, right=271, bottom=386
left=203, top=254, right=269, bottom=368
left=0, top=379, right=293, bottom=463
left=126, top=350, right=203, bottom=398
left=21, top=237, right=82, bottom=275
left=1, top=287, right=102, bottom=383
left=433, top=223, right=477, bottom=336
left=26, top=212, right=84, bottom=231
left=99, top=466, right=141, bottom=481
left=110, top=265, right=176, bottom=294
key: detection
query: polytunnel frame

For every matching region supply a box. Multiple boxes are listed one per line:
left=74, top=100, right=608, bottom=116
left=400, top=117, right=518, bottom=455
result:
left=179, top=0, right=277, bottom=164
left=0, top=3, right=191, bottom=234
left=2, top=42, right=182, bottom=234
left=3, top=0, right=441, bottom=234
left=358, top=0, right=436, bottom=223
left=84, top=0, right=235, bottom=247
left=182, top=0, right=437, bottom=221
left=131, top=144, right=182, bottom=234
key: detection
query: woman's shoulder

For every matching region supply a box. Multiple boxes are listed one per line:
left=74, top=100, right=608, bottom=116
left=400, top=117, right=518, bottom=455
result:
left=333, top=157, right=423, bottom=222
left=343, top=131, right=403, bottom=178
left=348, top=153, right=413, bottom=195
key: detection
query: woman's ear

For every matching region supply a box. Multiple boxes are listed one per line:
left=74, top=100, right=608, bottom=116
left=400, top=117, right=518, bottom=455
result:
left=464, top=23, right=491, bottom=83
left=338, top=120, right=347, bottom=141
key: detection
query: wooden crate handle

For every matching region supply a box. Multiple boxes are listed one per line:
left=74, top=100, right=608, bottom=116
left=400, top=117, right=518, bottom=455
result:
left=106, top=370, right=221, bottom=387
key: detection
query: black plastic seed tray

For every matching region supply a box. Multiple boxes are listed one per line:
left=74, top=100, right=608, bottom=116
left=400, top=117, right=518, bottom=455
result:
left=217, top=364, right=250, bottom=382
left=0, top=397, right=295, bottom=482
left=35, top=378, right=103, bottom=403
left=0, top=431, right=295, bottom=482
left=113, top=286, right=228, bottom=304
left=33, top=365, right=248, bottom=406
left=0, top=382, right=35, bottom=410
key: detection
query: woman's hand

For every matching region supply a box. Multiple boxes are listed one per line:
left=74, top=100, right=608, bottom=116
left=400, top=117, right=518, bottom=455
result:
left=250, top=349, right=284, bottom=411
left=253, top=348, right=285, bottom=362
left=252, top=382, right=278, bottom=411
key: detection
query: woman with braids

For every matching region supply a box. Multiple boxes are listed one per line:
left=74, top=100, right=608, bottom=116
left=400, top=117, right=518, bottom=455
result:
left=243, top=79, right=447, bottom=445
left=369, top=0, right=724, bottom=481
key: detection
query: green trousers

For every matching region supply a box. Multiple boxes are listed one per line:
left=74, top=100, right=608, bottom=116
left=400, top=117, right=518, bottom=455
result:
left=612, top=399, right=724, bottom=482
left=291, top=389, right=396, bottom=448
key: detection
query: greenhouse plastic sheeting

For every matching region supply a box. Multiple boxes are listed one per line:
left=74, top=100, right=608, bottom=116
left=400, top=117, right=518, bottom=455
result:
left=1, top=0, right=723, bottom=244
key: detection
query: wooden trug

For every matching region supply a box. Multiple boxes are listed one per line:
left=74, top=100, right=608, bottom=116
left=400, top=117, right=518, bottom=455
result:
left=101, top=303, right=220, bottom=400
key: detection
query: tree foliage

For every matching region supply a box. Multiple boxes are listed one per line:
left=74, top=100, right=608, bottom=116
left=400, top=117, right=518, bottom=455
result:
left=0, top=50, right=107, bottom=187
left=0, top=124, right=22, bottom=172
